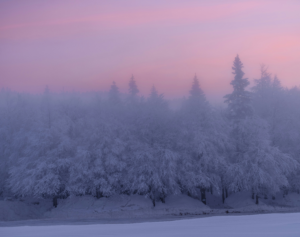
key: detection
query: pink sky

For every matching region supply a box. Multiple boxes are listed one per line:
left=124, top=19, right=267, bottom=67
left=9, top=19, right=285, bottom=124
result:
left=1, top=0, right=300, bottom=103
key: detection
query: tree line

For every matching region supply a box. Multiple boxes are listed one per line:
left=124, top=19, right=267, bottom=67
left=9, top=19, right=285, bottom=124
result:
left=0, top=55, right=299, bottom=207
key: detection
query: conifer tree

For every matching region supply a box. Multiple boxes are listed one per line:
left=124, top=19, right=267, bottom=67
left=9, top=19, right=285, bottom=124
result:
left=224, top=58, right=297, bottom=203
left=149, top=85, right=159, bottom=100
left=253, top=65, right=272, bottom=94
left=108, top=81, right=121, bottom=104
left=251, top=65, right=273, bottom=119
left=148, top=86, right=166, bottom=109
left=42, top=86, right=52, bottom=128
left=224, top=55, right=252, bottom=120
left=128, top=75, right=139, bottom=98
left=189, top=75, right=206, bottom=102
left=189, top=75, right=210, bottom=121
left=178, top=76, right=226, bottom=204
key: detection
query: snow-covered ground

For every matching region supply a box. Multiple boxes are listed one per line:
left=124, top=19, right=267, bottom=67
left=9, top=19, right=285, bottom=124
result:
left=1, top=213, right=300, bottom=237
left=0, top=194, right=212, bottom=222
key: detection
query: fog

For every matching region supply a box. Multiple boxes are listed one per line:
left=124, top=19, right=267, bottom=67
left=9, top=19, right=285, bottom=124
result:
left=1, top=56, right=299, bottom=208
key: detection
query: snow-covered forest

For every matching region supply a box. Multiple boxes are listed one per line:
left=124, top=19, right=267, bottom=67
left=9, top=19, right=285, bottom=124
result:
left=1, top=55, right=300, bottom=207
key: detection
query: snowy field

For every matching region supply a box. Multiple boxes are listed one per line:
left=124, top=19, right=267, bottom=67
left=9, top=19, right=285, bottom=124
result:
left=1, top=213, right=300, bottom=237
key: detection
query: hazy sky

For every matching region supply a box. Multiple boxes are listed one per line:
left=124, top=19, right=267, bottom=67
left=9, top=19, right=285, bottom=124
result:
left=1, top=0, right=300, bottom=102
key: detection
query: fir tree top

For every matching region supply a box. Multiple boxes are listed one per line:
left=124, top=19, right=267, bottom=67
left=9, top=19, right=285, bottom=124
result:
left=109, top=81, right=120, bottom=104
left=189, top=75, right=206, bottom=103
left=224, top=55, right=252, bottom=120
left=128, top=75, right=139, bottom=97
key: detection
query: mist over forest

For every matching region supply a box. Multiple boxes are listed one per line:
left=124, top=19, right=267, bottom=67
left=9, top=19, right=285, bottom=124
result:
left=1, top=55, right=300, bottom=207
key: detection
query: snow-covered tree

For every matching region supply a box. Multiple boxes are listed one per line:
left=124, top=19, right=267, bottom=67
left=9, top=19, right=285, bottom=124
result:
left=128, top=142, right=179, bottom=206
left=224, top=59, right=298, bottom=203
left=68, top=125, right=128, bottom=198
left=2, top=57, right=300, bottom=208
left=125, top=86, right=180, bottom=206
left=8, top=118, right=72, bottom=201
left=224, top=55, right=252, bottom=120
left=128, top=75, right=139, bottom=97
left=128, top=75, right=139, bottom=104
left=251, top=68, right=300, bottom=193
left=225, top=117, right=297, bottom=203
left=177, top=76, right=228, bottom=204
left=108, top=81, right=121, bottom=105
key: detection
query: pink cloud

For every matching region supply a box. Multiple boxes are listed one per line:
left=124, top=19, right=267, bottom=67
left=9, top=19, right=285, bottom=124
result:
left=0, top=1, right=262, bottom=40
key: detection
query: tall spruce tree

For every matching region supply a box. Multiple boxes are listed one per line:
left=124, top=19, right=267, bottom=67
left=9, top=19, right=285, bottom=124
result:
left=108, top=81, right=121, bottom=104
left=224, top=55, right=252, bottom=120
left=128, top=75, right=139, bottom=98
left=189, top=75, right=206, bottom=102
left=148, top=86, right=167, bottom=109
left=178, top=76, right=225, bottom=205
left=224, top=57, right=297, bottom=204
left=184, top=75, right=210, bottom=123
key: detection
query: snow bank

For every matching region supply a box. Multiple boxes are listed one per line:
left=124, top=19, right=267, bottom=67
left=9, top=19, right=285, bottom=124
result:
left=44, top=195, right=153, bottom=220
left=0, top=198, right=52, bottom=221
left=1, top=213, right=300, bottom=237
left=225, top=191, right=300, bottom=213
left=44, top=194, right=210, bottom=220
left=155, top=194, right=210, bottom=213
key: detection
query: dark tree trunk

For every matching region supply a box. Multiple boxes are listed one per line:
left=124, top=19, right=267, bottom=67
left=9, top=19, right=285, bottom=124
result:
left=53, top=197, right=58, bottom=208
left=252, top=193, right=255, bottom=199
left=210, top=185, right=213, bottom=195
left=62, top=191, right=69, bottom=199
left=200, top=188, right=206, bottom=205
left=256, top=195, right=259, bottom=205
left=160, top=196, right=165, bottom=203
left=222, top=188, right=225, bottom=204
left=152, top=198, right=155, bottom=207
left=225, top=188, right=228, bottom=198
left=96, top=191, right=103, bottom=199
left=149, top=184, right=156, bottom=207
left=283, top=188, right=288, bottom=198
